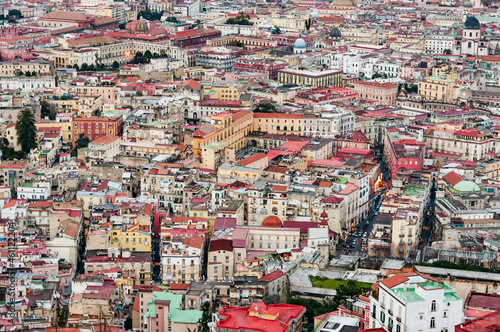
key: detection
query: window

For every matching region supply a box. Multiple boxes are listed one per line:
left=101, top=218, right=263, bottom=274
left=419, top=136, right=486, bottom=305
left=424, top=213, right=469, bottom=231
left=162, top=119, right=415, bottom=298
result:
left=430, top=317, right=435, bottom=329
left=431, top=300, right=436, bottom=312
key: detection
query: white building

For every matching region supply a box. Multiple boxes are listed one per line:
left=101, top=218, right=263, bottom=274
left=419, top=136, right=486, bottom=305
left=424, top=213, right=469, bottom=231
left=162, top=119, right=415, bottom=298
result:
left=343, top=53, right=369, bottom=76
left=0, top=77, right=56, bottom=90
left=17, top=181, right=51, bottom=200
left=174, top=0, right=201, bottom=16
left=213, top=24, right=257, bottom=37
left=369, top=273, right=463, bottom=332
left=425, top=35, right=455, bottom=54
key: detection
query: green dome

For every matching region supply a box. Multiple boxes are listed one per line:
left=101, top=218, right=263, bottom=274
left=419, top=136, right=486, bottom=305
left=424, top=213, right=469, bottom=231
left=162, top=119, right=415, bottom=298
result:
left=453, top=180, right=481, bottom=193
left=463, top=0, right=473, bottom=7
left=486, top=28, right=492, bottom=34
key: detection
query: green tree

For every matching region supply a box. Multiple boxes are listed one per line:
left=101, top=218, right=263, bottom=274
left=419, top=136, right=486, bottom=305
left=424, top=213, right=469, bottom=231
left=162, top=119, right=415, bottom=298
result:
left=443, top=49, right=452, bottom=54
left=112, top=61, right=120, bottom=69
left=305, top=18, right=312, bottom=31
left=80, top=63, right=88, bottom=71
left=73, top=64, right=79, bottom=71
left=253, top=102, right=277, bottom=113
left=40, top=99, right=50, bottom=119
left=371, top=72, right=383, bottom=79
left=8, top=9, right=22, bottom=19
left=271, top=27, right=281, bottom=34
left=31, top=71, right=37, bottom=76
left=124, top=316, right=132, bottom=330
left=16, top=108, right=37, bottom=154
left=227, top=40, right=244, bottom=47
left=134, top=51, right=145, bottom=64
left=144, top=50, right=153, bottom=62
left=165, top=17, right=178, bottom=23
left=88, top=64, right=95, bottom=71
left=225, top=12, right=253, bottom=25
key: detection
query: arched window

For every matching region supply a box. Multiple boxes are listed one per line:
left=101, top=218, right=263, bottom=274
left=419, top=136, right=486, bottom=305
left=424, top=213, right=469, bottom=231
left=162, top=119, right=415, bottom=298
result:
left=430, top=317, right=435, bottom=328
left=431, top=300, right=436, bottom=311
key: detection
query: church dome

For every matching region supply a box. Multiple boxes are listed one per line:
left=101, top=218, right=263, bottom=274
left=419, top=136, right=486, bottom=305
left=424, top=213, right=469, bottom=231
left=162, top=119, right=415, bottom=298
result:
left=311, top=11, right=319, bottom=19
left=294, top=38, right=306, bottom=49
left=464, top=16, right=480, bottom=30
left=261, top=215, right=282, bottom=228
left=330, top=27, right=342, bottom=39
left=463, top=0, right=473, bottom=8
left=136, top=19, right=149, bottom=34
left=453, top=180, right=481, bottom=193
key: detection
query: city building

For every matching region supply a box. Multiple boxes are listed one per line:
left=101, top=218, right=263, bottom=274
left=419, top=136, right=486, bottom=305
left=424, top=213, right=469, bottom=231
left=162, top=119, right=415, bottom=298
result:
left=369, top=273, right=463, bottom=332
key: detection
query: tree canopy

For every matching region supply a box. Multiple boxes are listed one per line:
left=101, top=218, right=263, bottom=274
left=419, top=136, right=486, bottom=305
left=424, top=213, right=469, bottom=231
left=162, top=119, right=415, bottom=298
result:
left=225, top=13, right=253, bottom=25
left=271, top=27, right=282, bottom=34
left=16, top=108, right=37, bottom=154
left=253, top=102, right=277, bottom=113
left=137, top=10, right=163, bottom=21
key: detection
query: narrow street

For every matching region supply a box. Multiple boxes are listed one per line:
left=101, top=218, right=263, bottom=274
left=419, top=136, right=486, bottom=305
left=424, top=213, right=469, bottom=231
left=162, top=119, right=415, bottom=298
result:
left=419, top=178, right=436, bottom=248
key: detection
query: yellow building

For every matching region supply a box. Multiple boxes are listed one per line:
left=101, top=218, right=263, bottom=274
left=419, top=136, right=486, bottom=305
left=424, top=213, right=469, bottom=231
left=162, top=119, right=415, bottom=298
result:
left=3, top=123, right=21, bottom=151
left=252, top=113, right=303, bottom=135
left=109, top=223, right=151, bottom=252
left=277, top=69, right=342, bottom=87
left=0, top=61, right=52, bottom=77
left=75, top=86, right=117, bottom=107
left=418, top=75, right=455, bottom=102
left=192, top=111, right=253, bottom=155
left=36, top=121, right=73, bottom=145
left=204, top=84, right=240, bottom=101
left=52, top=95, right=103, bottom=116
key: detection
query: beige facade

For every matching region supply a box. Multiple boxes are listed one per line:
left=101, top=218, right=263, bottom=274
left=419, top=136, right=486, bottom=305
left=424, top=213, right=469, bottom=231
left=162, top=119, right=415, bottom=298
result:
left=3, top=124, right=21, bottom=151
left=253, top=113, right=303, bottom=136
left=0, top=61, right=52, bottom=77
left=418, top=75, right=455, bottom=102
left=424, top=130, right=499, bottom=162
left=390, top=208, right=421, bottom=258
left=245, top=227, right=300, bottom=251
left=352, top=81, right=398, bottom=106
left=87, top=136, right=122, bottom=162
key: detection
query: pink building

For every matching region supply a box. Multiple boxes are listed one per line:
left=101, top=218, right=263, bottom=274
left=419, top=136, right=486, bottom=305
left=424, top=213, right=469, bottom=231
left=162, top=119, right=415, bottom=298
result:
left=386, top=138, right=426, bottom=178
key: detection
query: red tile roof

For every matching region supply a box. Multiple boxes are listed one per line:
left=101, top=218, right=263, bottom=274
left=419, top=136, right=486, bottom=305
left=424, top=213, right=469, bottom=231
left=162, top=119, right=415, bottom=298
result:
left=443, top=171, right=464, bottom=186
left=209, top=239, right=233, bottom=252
left=169, top=283, right=190, bottom=290
left=216, top=303, right=305, bottom=332
left=466, top=292, right=500, bottom=311
left=239, top=152, right=267, bottom=167
left=321, top=196, right=344, bottom=204
left=182, top=79, right=201, bottom=91
left=380, top=274, right=409, bottom=289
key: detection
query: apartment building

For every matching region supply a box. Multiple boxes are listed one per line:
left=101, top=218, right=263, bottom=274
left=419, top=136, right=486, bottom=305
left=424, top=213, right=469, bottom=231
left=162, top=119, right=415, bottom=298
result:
left=277, top=68, right=342, bottom=87
left=424, top=128, right=498, bottom=162
left=161, top=234, right=204, bottom=285
left=418, top=75, right=455, bottom=102
left=109, top=222, right=151, bottom=252
left=247, top=182, right=288, bottom=226
left=253, top=113, right=303, bottom=136
left=0, top=61, right=52, bottom=77
left=352, top=81, right=398, bottom=106
left=71, top=116, right=123, bottom=147
left=369, top=273, right=463, bottom=332
left=207, top=239, right=234, bottom=281
left=192, top=111, right=253, bottom=155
